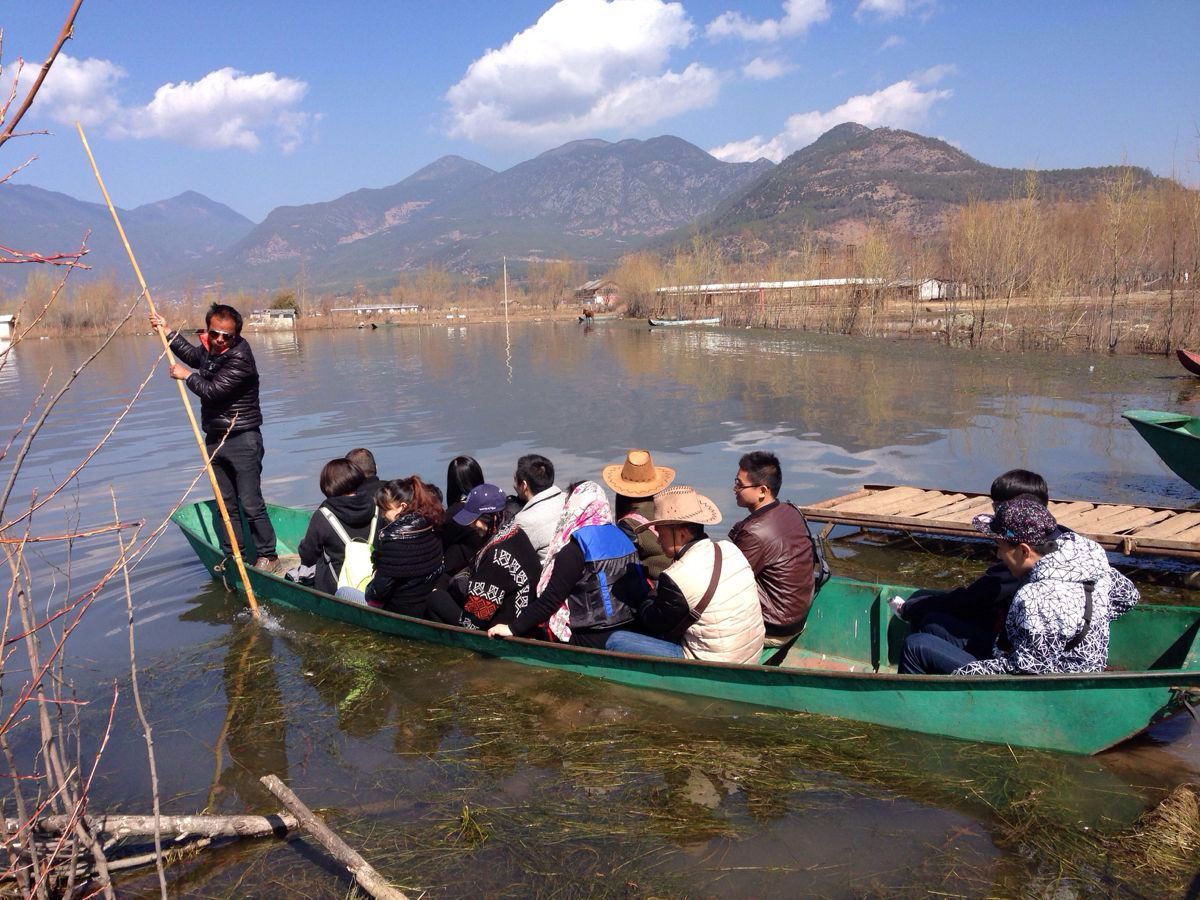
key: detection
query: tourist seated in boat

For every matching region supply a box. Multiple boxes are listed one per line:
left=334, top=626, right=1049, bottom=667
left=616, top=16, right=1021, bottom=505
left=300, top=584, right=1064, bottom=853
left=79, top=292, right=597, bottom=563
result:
left=601, top=449, right=675, bottom=579
left=442, top=455, right=486, bottom=577
left=347, top=447, right=382, bottom=499
left=894, top=469, right=1050, bottom=662
left=605, top=487, right=765, bottom=663
left=364, top=476, right=448, bottom=617
left=512, top=454, right=567, bottom=565
left=297, top=458, right=378, bottom=598
left=487, top=481, right=646, bottom=648
left=426, top=483, right=542, bottom=630
left=899, top=497, right=1140, bottom=675
left=727, top=451, right=816, bottom=646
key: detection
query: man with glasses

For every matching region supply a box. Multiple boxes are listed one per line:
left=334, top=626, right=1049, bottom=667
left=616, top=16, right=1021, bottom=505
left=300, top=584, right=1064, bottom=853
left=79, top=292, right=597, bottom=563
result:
left=149, top=304, right=279, bottom=571
left=728, top=451, right=815, bottom=646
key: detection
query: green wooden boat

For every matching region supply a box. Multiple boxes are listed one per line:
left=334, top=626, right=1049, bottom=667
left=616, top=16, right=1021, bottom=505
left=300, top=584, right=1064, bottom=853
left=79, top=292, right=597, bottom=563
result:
left=1123, top=409, right=1200, bottom=490
left=173, top=500, right=1200, bottom=755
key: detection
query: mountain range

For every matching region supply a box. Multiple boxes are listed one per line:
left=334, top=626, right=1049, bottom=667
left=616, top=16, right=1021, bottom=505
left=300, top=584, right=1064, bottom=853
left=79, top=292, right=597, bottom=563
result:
left=0, top=186, right=252, bottom=292
left=0, top=125, right=1167, bottom=296
left=703, top=122, right=1162, bottom=247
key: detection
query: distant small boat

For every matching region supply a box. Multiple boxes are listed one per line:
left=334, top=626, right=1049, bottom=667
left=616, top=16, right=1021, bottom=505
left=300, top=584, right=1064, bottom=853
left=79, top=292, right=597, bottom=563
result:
left=1177, top=349, right=1200, bottom=376
left=1123, top=409, right=1200, bottom=490
left=578, top=313, right=619, bottom=323
left=648, top=316, right=721, bottom=327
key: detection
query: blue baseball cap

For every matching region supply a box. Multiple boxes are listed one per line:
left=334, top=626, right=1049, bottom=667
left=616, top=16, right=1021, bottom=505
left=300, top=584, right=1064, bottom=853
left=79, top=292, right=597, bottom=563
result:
left=453, top=483, right=508, bottom=525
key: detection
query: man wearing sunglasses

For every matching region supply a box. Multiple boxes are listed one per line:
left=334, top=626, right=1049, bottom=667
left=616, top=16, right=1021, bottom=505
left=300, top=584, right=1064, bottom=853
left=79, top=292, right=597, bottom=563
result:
left=149, top=304, right=279, bottom=571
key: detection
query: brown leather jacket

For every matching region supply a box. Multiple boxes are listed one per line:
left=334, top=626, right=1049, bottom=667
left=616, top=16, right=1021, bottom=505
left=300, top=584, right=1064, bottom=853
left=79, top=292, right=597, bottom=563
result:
left=728, top=500, right=814, bottom=633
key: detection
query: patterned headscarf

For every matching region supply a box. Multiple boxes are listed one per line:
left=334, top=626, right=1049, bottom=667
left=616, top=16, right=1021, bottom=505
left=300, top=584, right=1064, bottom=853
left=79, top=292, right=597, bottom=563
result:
left=539, top=481, right=613, bottom=641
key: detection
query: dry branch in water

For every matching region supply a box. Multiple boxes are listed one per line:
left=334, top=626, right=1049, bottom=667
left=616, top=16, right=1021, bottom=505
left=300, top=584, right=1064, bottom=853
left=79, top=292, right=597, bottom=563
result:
left=260, top=775, right=409, bottom=900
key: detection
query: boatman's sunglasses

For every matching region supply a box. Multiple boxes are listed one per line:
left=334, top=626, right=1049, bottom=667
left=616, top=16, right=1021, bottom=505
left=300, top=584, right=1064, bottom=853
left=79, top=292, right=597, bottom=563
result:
left=207, top=327, right=235, bottom=340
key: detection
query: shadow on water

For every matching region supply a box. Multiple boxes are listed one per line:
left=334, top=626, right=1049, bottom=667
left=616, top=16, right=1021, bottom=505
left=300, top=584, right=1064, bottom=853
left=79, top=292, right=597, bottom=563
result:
left=103, top=582, right=1200, bottom=897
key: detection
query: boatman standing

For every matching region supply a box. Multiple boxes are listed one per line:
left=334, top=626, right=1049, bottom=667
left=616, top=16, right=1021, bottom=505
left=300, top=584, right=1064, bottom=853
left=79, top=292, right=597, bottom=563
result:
left=150, top=305, right=280, bottom=571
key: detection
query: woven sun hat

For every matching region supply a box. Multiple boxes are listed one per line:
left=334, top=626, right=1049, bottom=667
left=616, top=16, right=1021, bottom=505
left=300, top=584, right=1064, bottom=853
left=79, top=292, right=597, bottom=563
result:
left=602, top=449, right=676, bottom=498
left=633, top=485, right=722, bottom=532
left=972, top=495, right=1060, bottom=545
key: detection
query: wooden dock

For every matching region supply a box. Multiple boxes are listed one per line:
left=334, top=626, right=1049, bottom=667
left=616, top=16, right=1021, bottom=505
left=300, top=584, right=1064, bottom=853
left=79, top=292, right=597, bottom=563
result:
left=798, top=484, right=1200, bottom=561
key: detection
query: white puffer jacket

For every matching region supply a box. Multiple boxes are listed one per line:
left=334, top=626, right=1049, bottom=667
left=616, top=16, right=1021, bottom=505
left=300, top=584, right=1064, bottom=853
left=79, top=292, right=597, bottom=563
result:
left=663, top=538, right=765, bottom=664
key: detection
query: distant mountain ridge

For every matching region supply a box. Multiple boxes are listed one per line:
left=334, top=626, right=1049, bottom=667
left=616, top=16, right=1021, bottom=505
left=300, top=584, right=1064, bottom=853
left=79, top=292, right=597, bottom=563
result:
left=2, top=124, right=1174, bottom=296
left=706, top=122, right=1163, bottom=243
left=210, top=135, right=773, bottom=291
left=0, top=184, right=253, bottom=291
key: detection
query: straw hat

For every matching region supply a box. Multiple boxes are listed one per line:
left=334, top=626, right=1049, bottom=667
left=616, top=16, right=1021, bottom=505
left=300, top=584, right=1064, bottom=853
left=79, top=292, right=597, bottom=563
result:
left=601, top=449, right=675, bottom=498
left=633, top=485, right=721, bottom=532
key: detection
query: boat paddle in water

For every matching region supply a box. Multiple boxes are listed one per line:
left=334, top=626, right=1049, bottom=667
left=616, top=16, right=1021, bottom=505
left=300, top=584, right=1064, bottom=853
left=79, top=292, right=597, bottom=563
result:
left=173, top=499, right=1200, bottom=755
left=1122, top=409, right=1200, bottom=490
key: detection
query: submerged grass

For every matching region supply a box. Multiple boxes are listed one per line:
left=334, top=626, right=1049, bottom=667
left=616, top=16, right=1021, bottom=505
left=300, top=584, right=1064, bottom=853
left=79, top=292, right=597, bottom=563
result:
left=109, top=603, right=1200, bottom=897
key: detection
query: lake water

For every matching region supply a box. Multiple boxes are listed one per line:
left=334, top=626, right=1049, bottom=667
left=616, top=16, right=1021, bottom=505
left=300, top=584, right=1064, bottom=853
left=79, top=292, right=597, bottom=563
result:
left=3, top=321, right=1200, bottom=895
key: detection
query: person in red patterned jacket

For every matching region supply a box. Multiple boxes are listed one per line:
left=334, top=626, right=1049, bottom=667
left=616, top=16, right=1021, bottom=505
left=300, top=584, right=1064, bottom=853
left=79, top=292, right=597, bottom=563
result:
left=728, top=451, right=816, bottom=646
left=425, top=483, right=542, bottom=631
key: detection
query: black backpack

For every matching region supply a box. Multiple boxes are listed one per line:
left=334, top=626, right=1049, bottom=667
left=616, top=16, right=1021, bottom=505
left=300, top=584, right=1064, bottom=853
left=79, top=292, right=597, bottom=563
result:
left=788, top=502, right=830, bottom=595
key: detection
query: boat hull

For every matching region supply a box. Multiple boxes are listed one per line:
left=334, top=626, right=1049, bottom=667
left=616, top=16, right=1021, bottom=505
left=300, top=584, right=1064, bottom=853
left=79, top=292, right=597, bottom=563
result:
left=173, top=501, right=1200, bottom=755
left=1123, top=408, right=1200, bottom=490
left=648, top=317, right=721, bottom=326
left=1178, top=349, right=1200, bottom=376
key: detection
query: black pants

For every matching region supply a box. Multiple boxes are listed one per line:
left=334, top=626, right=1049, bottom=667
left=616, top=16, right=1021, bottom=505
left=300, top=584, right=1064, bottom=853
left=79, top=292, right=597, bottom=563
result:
left=427, top=588, right=471, bottom=624
left=207, top=428, right=277, bottom=558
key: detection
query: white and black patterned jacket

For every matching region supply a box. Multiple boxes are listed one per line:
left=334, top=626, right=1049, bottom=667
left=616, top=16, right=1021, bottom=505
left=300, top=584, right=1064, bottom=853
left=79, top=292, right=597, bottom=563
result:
left=955, top=531, right=1139, bottom=675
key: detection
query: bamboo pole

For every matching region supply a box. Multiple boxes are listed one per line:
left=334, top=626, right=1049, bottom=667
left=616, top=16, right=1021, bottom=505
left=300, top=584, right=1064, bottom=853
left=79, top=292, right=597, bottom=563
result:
left=502, top=256, right=513, bottom=383
left=260, top=775, right=407, bottom=900
left=75, top=123, right=260, bottom=617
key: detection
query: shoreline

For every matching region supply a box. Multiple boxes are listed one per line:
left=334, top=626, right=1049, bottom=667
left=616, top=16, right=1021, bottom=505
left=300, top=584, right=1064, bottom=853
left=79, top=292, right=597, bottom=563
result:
left=7, top=291, right=1198, bottom=359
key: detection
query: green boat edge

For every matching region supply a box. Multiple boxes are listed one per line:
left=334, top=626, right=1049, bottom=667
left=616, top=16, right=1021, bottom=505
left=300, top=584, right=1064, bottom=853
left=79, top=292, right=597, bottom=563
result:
left=1123, top=408, right=1200, bottom=490
left=173, top=500, right=1200, bottom=756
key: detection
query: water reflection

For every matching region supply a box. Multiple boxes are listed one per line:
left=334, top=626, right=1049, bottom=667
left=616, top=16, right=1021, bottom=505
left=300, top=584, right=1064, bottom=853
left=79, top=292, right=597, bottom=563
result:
left=210, top=623, right=288, bottom=810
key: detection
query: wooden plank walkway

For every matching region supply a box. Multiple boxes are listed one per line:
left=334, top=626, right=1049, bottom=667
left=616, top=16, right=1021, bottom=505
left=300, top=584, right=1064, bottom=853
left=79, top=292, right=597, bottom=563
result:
left=798, top=484, right=1200, bottom=561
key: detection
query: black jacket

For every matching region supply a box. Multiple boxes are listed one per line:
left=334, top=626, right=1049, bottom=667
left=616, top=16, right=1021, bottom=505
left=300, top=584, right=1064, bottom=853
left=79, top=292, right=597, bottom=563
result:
left=901, top=562, right=1022, bottom=638
left=441, top=501, right=484, bottom=576
left=630, top=535, right=705, bottom=641
left=298, top=493, right=377, bottom=595
left=169, top=330, right=263, bottom=439
left=365, top=513, right=445, bottom=615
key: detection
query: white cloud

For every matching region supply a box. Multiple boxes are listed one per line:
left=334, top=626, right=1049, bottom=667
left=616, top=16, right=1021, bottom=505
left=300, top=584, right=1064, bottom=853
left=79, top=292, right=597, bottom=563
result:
left=33, top=54, right=314, bottom=152
left=34, top=55, right=126, bottom=126
left=855, top=0, right=935, bottom=20
left=707, top=0, right=832, bottom=42
left=709, top=74, right=953, bottom=162
left=912, top=63, right=956, bottom=85
left=114, top=68, right=311, bottom=151
left=742, top=57, right=795, bottom=80
left=880, top=34, right=904, bottom=50
left=446, top=0, right=719, bottom=144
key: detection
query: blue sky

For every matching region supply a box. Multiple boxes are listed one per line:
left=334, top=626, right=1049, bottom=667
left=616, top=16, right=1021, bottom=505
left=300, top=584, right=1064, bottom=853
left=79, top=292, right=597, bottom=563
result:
left=3, top=0, right=1197, bottom=221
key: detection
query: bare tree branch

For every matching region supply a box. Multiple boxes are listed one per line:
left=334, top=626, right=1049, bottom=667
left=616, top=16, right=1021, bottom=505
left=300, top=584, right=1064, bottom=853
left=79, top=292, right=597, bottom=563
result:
left=0, top=0, right=86, bottom=151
